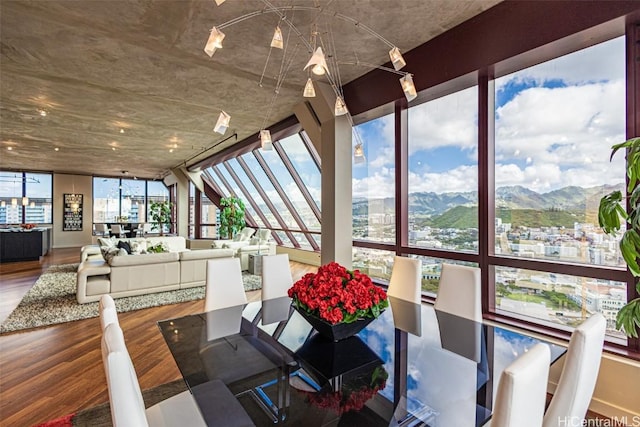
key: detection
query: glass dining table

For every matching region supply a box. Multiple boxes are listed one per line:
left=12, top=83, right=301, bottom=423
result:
left=157, top=296, right=566, bottom=426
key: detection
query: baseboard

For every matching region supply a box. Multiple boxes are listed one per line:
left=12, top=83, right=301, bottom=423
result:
left=275, top=246, right=320, bottom=266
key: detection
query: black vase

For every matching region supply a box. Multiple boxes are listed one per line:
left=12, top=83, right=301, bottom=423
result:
left=294, top=306, right=377, bottom=341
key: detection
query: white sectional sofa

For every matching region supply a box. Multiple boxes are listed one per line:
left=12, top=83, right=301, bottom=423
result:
left=77, top=236, right=233, bottom=303
left=211, top=228, right=276, bottom=270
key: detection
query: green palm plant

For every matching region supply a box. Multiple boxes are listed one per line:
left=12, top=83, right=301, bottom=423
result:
left=218, top=196, right=245, bottom=239
left=598, top=136, right=640, bottom=337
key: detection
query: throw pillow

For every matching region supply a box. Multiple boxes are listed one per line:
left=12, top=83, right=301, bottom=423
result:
left=130, top=240, right=148, bottom=254
left=117, top=240, right=132, bottom=254
left=101, top=246, right=122, bottom=263
left=98, top=236, right=117, bottom=248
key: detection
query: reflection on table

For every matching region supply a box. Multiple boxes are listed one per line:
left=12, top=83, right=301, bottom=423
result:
left=157, top=296, right=566, bottom=427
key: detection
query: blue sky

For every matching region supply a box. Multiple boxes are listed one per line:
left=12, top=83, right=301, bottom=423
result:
left=352, top=36, right=626, bottom=199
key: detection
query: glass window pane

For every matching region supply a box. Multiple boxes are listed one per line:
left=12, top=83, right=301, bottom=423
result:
left=410, top=256, right=478, bottom=297
left=353, top=113, right=395, bottom=243
left=0, top=171, right=24, bottom=224
left=279, top=133, right=321, bottom=210
left=352, top=247, right=396, bottom=282
left=408, top=86, right=479, bottom=252
left=275, top=230, right=294, bottom=248
left=205, top=169, right=230, bottom=197
left=290, top=232, right=313, bottom=250
left=243, top=154, right=299, bottom=230
left=120, top=179, right=145, bottom=223
left=25, top=173, right=52, bottom=224
left=216, top=164, right=262, bottom=228
left=494, top=266, right=626, bottom=344
left=93, top=177, right=120, bottom=223
left=147, top=181, right=169, bottom=203
left=494, top=37, right=625, bottom=268
left=226, top=158, right=268, bottom=228
left=262, top=142, right=320, bottom=232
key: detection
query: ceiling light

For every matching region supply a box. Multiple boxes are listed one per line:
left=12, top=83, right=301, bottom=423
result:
left=389, top=47, right=406, bottom=71
left=260, top=130, right=273, bottom=150
left=304, top=47, right=329, bottom=76
left=303, top=78, right=316, bottom=97
left=400, top=74, right=417, bottom=102
left=170, top=148, right=174, bottom=153
left=119, top=128, right=125, bottom=134
left=204, top=27, right=225, bottom=57
left=54, top=147, right=59, bottom=151
left=214, top=110, right=231, bottom=135
left=7, top=147, right=12, bottom=151
left=112, top=147, right=116, bottom=151
left=30, top=201, right=35, bottom=208
left=11, top=198, right=17, bottom=206
left=22, top=197, right=29, bottom=206
left=214, top=0, right=225, bottom=5
left=38, top=109, right=47, bottom=117
left=354, top=143, right=366, bottom=164
left=335, top=96, right=348, bottom=116
left=270, top=26, right=284, bottom=49
left=0, top=201, right=4, bottom=207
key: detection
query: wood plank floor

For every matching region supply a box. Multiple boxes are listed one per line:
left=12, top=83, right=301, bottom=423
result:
left=0, top=248, right=315, bottom=427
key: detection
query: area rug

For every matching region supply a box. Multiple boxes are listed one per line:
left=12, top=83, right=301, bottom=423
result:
left=32, top=379, right=187, bottom=427
left=1, top=264, right=262, bottom=334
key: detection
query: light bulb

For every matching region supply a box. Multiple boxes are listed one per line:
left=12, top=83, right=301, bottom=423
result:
left=303, top=79, right=316, bottom=97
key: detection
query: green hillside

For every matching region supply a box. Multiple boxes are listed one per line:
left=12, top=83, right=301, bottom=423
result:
left=423, top=206, right=588, bottom=229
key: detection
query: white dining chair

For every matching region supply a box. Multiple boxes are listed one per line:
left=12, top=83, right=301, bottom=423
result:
left=94, top=223, right=110, bottom=237
left=542, top=313, right=606, bottom=427
left=261, top=254, right=293, bottom=301
left=110, top=224, right=128, bottom=238
left=434, top=263, right=482, bottom=322
left=205, top=257, right=247, bottom=312
left=103, top=323, right=254, bottom=427
left=99, top=294, right=118, bottom=331
left=387, top=256, right=422, bottom=304
left=491, top=343, right=551, bottom=427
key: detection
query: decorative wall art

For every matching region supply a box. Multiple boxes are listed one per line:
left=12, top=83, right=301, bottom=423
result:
left=63, top=193, right=83, bottom=231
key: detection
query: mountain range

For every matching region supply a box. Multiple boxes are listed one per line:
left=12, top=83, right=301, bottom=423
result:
left=353, top=184, right=624, bottom=228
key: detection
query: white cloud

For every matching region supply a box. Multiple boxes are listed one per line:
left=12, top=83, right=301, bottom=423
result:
left=408, top=165, right=478, bottom=194
left=352, top=169, right=396, bottom=199
left=408, top=86, right=478, bottom=154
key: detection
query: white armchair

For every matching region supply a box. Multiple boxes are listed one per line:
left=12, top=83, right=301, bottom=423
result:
left=211, top=227, right=256, bottom=252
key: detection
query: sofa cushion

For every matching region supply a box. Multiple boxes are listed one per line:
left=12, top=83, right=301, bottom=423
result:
left=108, top=251, right=179, bottom=267
left=180, top=248, right=234, bottom=260
left=129, top=240, right=148, bottom=254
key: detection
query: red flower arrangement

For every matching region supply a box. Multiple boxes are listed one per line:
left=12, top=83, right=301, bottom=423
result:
left=288, top=261, right=388, bottom=325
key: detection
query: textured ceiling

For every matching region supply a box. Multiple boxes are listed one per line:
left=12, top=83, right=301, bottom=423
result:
left=0, top=0, right=501, bottom=180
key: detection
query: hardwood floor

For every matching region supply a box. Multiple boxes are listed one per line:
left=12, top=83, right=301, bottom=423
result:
left=0, top=248, right=315, bottom=427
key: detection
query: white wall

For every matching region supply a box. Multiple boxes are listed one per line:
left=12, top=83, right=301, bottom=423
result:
left=52, top=173, right=93, bottom=248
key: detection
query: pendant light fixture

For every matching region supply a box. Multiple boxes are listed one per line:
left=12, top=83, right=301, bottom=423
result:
left=270, top=26, right=284, bottom=49
left=22, top=196, right=29, bottom=206
left=204, top=26, right=225, bottom=57
left=334, top=96, right=348, bottom=116
left=400, top=74, right=417, bottom=102
left=303, top=78, right=316, bottom=97
left=11, top=198, right=17, bottom=206
left=354, top=142, right=366, bottom=164
left=304, top=47, right=330, bottom=76
left=389, top=47, right=406, bottom=71
left=1, top=201, right=5, bottom=207
left=213, top=111, right=231, bottom=134
left=260, top=130, right=273, bottom=150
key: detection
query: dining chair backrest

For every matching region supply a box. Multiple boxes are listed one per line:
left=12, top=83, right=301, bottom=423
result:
left=110, top=224, right=125, bottom=237
left=542, top=313, right=606, bottom=427
left=95, top=223, right=109, bottom=236
left=99, top=294, right=119, bottom=331
left=387, top=256, right=422, bottom=304
left=261, top=254, right=293, bottom=301
left=492, top=343, right=551, bottom=427
left=205, top=257, right=247, bottom=312
left=434, top=263, right=482, bottom=322
left=102, top=323, right=148, bottom=427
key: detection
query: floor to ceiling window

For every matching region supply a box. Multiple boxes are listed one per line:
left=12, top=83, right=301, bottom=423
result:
left=93, top=177, right=169, bottom=225
left=408, top=86, right=479, bottom=253
left=492, top=36, right=627, bottom=342
left=0, top=171, right=52, bottom=225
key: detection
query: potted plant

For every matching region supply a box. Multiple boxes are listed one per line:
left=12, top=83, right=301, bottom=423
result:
left=149, top=200, right=173, bottom=236
left=218, top=196, right=245, bottom=239
left=598, top=136, right=640, bottom=337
